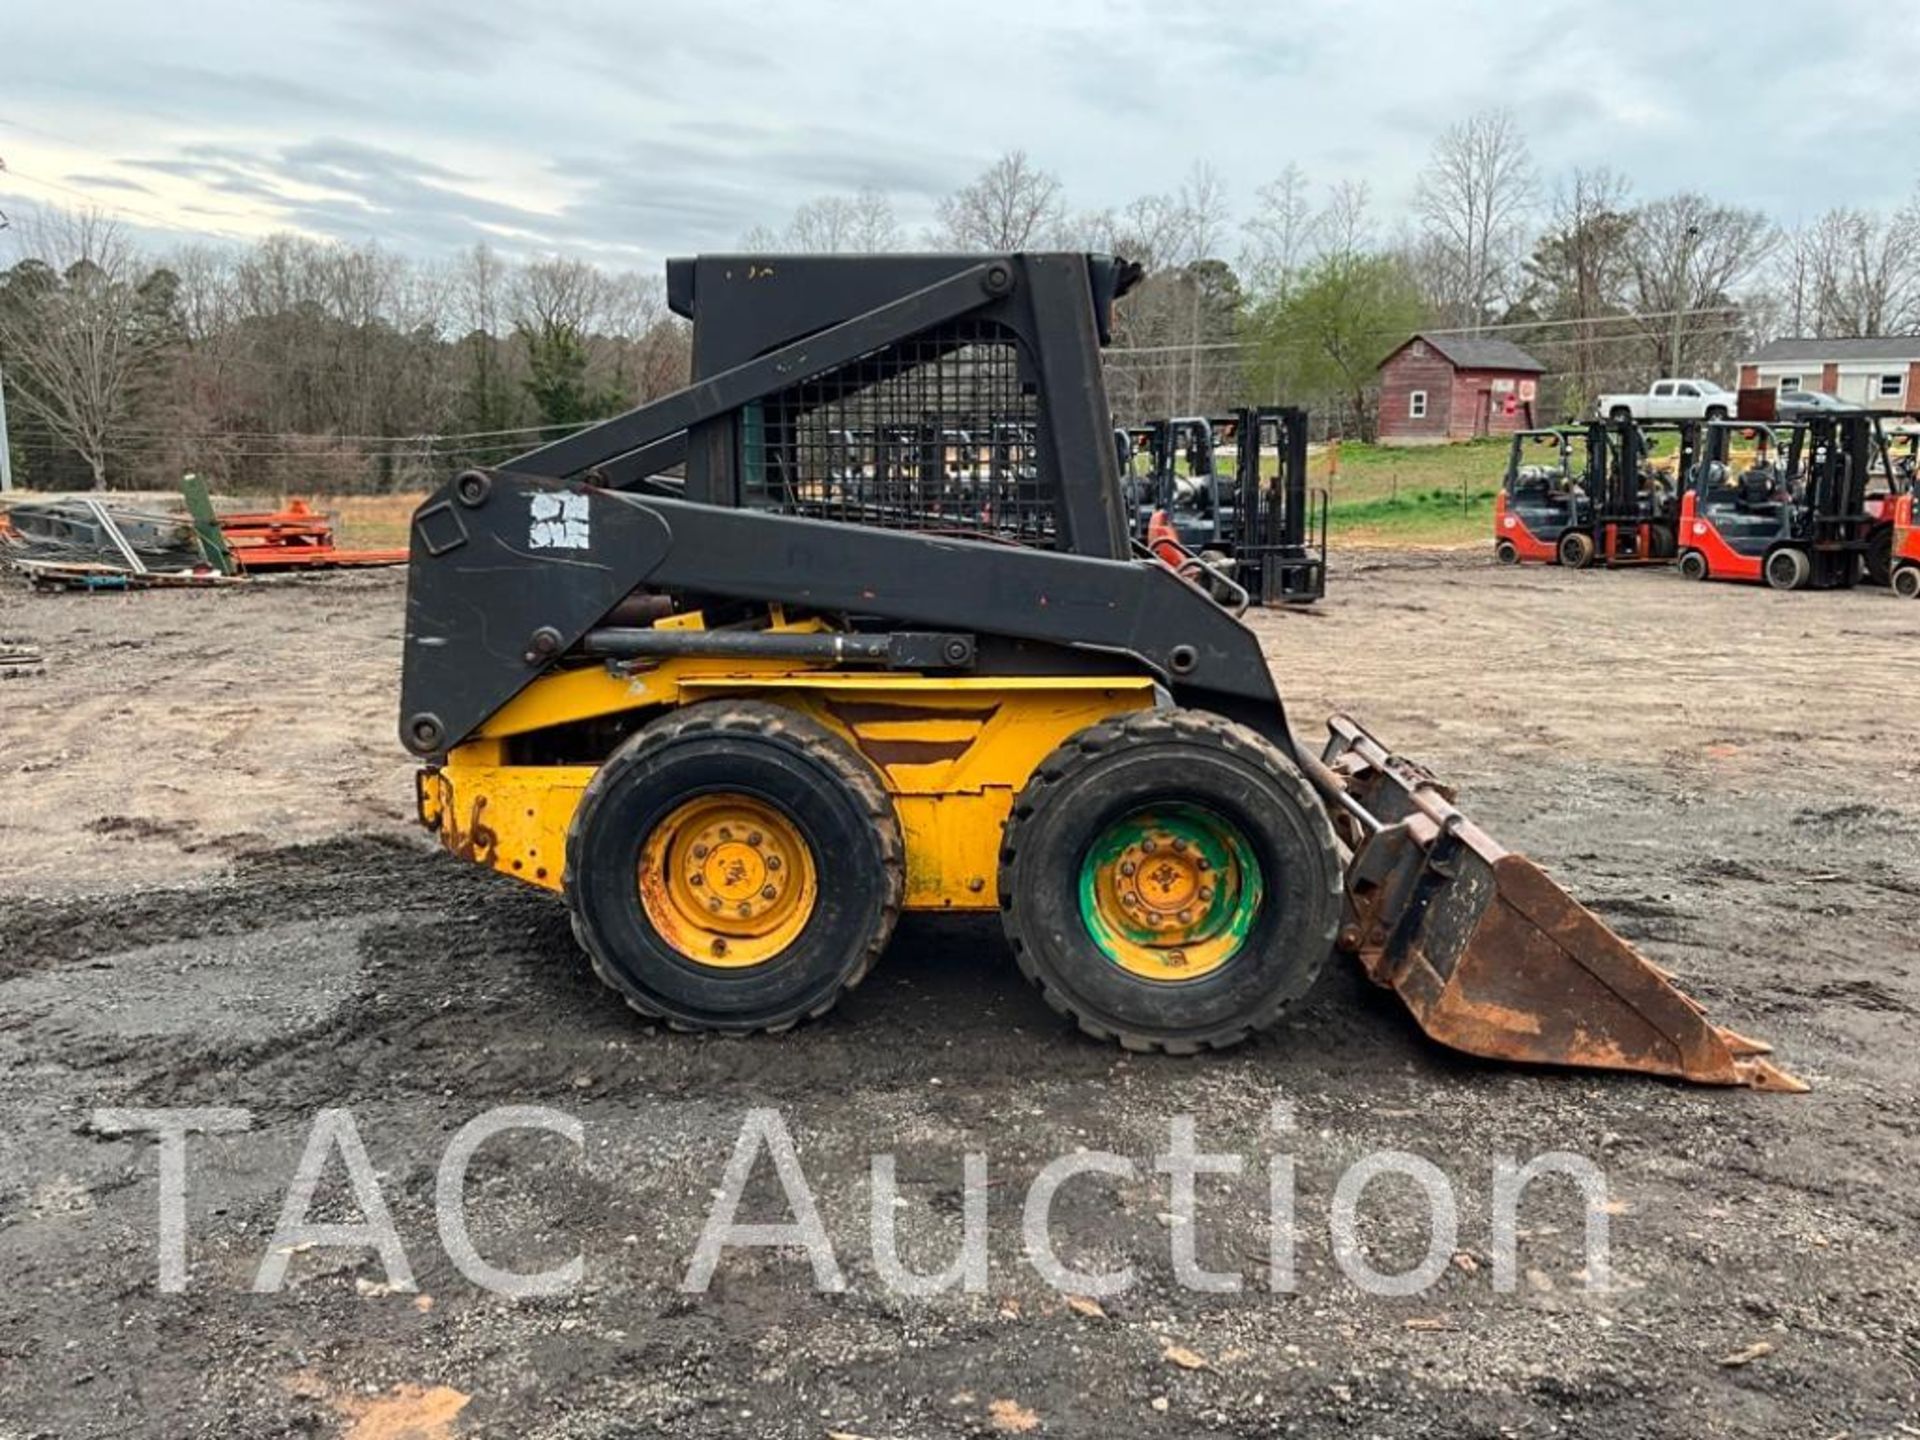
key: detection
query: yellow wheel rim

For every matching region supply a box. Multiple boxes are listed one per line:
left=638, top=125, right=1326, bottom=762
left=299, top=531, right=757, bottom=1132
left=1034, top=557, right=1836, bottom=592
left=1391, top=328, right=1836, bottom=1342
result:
left=638, top=793, right=818, bottom=968
left=1077, top=803, right=1262, bottom=983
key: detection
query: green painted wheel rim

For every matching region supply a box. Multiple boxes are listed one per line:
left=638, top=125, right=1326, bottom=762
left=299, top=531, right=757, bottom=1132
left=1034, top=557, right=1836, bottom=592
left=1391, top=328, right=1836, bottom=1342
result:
left=1076, top=802, right=1263, bottom=982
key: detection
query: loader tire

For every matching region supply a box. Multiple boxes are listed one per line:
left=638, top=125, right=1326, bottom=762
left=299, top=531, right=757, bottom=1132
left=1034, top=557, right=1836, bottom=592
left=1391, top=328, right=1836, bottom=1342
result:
left=1894, top=564, right=1920, bottom=599
left=1678, top=549, right=1709, bottom=582
left=564, top=700, right=903, bottom=1034
left=1494, top=539, right=1520, bottom=566
left=998, top=708, right=1341, bottom=1055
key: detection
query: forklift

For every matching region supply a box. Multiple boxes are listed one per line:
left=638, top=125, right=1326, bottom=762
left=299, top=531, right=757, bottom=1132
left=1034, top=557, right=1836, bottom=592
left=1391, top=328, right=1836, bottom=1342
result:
left=399, top=251, right=1797, bottom=1088
left=1493, top=425, right=1598, bottom=565
left=1494, top=420, right=1687, bottom=569
left=1866, top=421, right=1916, bottom=590
left=1886, top=424, right=1920, bottom=598
left=1128, top=407, right=1326, bottom=604
left=1678, top=414, right=1876, bottom=589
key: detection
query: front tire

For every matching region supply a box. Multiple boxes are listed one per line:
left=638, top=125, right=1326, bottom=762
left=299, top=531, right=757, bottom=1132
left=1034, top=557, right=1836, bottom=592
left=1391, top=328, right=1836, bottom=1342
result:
left=998, top=709, right=1341, bottom=1054
left=1765, top=546, right=1812, bottom=592
left=1894, top=564, right=1920, bottom=600
left=565, top=701, right=903, bottom=1032
left=1558, top=530, right=1597, bottom=569
left=1865, top=527, right=1893, bottom=588
left=1609, top=406, right=1633, bottom=423
left=1678, top=549, right=1709, bottom=582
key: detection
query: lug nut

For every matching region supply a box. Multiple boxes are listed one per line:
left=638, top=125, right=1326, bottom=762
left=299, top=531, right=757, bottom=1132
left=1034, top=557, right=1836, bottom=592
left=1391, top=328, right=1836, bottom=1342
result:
left=711, top=938, right=728, bottom=957
left=760, top=885, right=777, bottom=900
left=692, top=843, right=709, bottom=859
left=689, top=874, right=704, bottom=888
left=1120, top=861, right=1136, bottom=877
left=1171, top=837, right=1187, bottom=852
left=1178, top=909, right=1193, bottom=924
left=1196, top=858, right=1210, bottom=872
left=718, top=826, right=733, bottom=841
left=1143, top=838, right=1157, bottom=853
left=1198, top=886, right=1212, bottom=902
left=747, top=831, right=763, bottom=847
left=737, top=902, right=751, bottom=917
left=766, top=855, right=782, bottom=872
left=708, top=898, right=723, bottom=912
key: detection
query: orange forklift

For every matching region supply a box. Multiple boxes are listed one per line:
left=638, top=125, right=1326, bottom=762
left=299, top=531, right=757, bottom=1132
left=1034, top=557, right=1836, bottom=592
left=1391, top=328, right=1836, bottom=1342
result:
left=1494, top=425, right=1596, bottom=565
left=1494, top=419, right=1687, bottom=568
left=1877, top=423, right=1919, bottom=597
left=1677, top=414, right=1876, bottom=589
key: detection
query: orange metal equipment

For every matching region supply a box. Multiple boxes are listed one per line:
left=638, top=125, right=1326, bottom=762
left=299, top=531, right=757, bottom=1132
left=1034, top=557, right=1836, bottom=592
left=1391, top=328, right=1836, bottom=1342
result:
left=218, top=500, right=407, bottom=571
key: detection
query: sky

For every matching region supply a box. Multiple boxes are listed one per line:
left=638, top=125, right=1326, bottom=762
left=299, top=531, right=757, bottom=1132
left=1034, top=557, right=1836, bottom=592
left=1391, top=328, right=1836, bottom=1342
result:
left=2, top=0, right=1916, bottom=270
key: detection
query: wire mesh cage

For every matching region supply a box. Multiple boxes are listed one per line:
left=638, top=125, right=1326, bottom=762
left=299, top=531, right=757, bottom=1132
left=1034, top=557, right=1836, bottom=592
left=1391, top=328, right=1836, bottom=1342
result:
left=741, top=320, right=1054, bottom=545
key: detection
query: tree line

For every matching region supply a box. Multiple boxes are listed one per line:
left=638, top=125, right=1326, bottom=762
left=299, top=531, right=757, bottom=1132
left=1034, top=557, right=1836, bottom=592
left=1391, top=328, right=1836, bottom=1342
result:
left=5, top=109, right=1918, bottom=488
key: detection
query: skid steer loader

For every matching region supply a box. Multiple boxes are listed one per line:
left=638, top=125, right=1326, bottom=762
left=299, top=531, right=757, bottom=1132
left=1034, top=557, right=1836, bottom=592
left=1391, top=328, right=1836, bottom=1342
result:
left=401, top=253, right=1800, bottom=1091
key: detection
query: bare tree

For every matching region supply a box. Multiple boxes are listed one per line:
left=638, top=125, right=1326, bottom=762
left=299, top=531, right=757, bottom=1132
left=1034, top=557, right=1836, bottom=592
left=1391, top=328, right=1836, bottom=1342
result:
left=0, top=209, right=172, bottom=489
left=787, top=188, right=902, bottom=252
left=1414, top=107, right=1536, bottom=328
left=1624, top=193, right=1774, bottom=375
left=1175, top=161, right=1230, bottom=264
left=934, top=150, right=1065, bottom=251
left=1801, top=203, right=1920, bottom=336
left=1241, top=163, right=1321, bottom=297
left=1316, top=181, right=1375, bottom=262
left=1766, top=223, right=1822, bottom=338
left=1520, top=168, right=1636, bottom=409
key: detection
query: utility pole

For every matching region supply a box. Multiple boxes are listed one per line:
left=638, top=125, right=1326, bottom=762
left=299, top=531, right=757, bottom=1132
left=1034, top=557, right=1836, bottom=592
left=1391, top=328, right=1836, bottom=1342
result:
left=0, top=359, right=12, bottom=493
left=1670, top=224, right=1702, bottom=376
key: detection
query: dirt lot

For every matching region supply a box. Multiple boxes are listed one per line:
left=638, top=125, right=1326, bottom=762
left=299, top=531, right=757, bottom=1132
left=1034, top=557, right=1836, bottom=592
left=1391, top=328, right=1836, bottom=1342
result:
left=1, top=553, right=1916, bottom=1439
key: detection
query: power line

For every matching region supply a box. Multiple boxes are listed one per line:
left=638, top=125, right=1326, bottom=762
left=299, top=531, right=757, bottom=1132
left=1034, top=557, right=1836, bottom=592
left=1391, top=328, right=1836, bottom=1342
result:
left=1103, top=306, right=1746, bottom=358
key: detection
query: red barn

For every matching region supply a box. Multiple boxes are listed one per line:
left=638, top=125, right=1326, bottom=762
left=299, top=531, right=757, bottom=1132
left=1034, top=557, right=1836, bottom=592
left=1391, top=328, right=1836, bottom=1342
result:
left=1376, top=333, right=1546, bottom=444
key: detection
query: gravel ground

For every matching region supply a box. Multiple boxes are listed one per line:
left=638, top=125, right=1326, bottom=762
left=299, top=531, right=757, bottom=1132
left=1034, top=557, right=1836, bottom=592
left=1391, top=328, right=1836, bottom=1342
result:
left=0, top=553, right=1915, bottom=1439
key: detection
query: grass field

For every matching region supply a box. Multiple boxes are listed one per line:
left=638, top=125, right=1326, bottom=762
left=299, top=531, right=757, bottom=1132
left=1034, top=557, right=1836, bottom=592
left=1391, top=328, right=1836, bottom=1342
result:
left=1310, top=437, right=1506, bottom=547
left=319, top=494, right=419, bottom=550
left=318, top=438, right=1513, bottom=554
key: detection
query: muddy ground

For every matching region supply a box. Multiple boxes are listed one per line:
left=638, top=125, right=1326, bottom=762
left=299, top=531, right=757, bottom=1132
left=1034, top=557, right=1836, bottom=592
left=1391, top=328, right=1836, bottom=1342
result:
left=0, top=554, right=1916, bottom=1439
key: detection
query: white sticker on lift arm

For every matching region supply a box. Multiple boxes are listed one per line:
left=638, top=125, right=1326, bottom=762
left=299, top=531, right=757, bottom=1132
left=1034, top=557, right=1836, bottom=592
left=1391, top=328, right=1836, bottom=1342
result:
left=529, top=492, right=590, bottom=550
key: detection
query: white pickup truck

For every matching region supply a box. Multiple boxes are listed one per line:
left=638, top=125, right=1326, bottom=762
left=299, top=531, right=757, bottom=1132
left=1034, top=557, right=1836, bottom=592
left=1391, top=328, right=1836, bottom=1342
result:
left=1595, top=378, right=1736, bottom=422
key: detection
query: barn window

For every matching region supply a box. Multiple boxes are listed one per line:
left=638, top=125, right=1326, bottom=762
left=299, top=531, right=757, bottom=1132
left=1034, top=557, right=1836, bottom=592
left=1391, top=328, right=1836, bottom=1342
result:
left=1409, top=390, right=1428, bottom=419
left=1880, top=373, right=1905, bottom=398
left=1411, top=340, right=1427, bottom=357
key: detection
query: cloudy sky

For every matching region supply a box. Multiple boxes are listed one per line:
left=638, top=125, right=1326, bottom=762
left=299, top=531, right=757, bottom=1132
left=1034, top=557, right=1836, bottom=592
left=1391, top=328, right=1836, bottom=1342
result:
left=1, top=0, right=1914, bottom=268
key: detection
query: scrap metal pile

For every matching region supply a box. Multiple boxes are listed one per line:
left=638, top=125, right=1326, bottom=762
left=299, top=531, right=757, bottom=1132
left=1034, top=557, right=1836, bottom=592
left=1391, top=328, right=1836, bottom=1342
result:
left=0, top=487, right=405, bottom=591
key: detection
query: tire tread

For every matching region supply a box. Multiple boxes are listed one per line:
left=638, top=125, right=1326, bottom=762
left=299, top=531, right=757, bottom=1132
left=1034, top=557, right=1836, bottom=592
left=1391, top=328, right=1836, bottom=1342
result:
left=997, top=708, right=1341, bottom=1055
left=562, top=700, right=903, bottom=1034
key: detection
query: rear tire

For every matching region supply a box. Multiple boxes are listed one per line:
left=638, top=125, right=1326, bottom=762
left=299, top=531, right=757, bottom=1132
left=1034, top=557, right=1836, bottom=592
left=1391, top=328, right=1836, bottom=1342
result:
left=1705, top=405, right=1729, bottom=423
left=1609, top=406, right=1632, bottom=423
left=1894, top=564, right=1920, bottom=600
left=1557, top=530, right=1596, bottom=569
left=998, top=709, right=1341, bottom=1054
left=1765, top=546, right=1812, bottom=592
left=565, top=701, right=903, bottom=1033
left=1678, top=549, right=1709, bottom=582
left=1494, top=539, right=1520, bottom=566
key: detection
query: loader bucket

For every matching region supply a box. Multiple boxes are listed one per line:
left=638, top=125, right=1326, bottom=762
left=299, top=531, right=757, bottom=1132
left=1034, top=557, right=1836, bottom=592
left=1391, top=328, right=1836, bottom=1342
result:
left=1302, top=716, right=1805, bottom=1092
